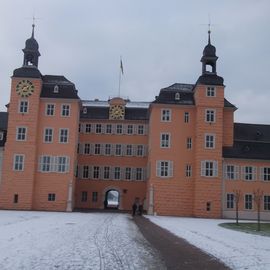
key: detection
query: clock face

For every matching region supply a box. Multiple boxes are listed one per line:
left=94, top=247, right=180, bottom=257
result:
left=16, top=79, right=35, bottom=97
left=109, top=105, right=125, bottom=120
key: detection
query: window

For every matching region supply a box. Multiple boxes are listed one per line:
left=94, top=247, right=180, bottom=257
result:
left=175, top=92, right=180, bottom=100
left=105, top=144, right=111, bottom=155
left=245, top=194, right=253, bottom=210
left=57, top=156, right=69, bottom=173
left=13, top=154, right=24, bottom=171
left=205, top=134, right=215, bottom=149
left=127, top=125, right=133, bottom=134
left=61, top=104, right=70, bottom=117
left=160, top=133, right=170, bottom=148
left=116, top=124, right=123, bottom=134
left=126, top=145, right=132, bottom=156
left=136, top=168, right=143, bottom=180
left=84, top=143, right=91, bottom=155
left=44, top=128, right=53, bottom=143
left=94, top=144, right=101, bottom=155
left=48, top=193, right=56, bottom=201
left=114, top=167, right=121, bottom=180
left=40, top=156, right=52, bottom=172
left=95, top=124, right=102, bottom=134
left=184, top=112, right=189, bottom=123
left=138, top=125, right=144, bottom=135
left=59, top=128, right=69, bottom=143
left=201, top=161, right=218, bottom=177
left=186, top=137, right=192, bottom=149
left=83, top=107, right=87, bottom=114
left=206, top=86, right=216, bottom=97
left=206, top=202, right=211, bottom=211
left=264, top=195, right=270, bottom=211
left=242, top=166, right=256, bottom=181
left=224, top=165, right=239, bottom=180
left=85, top=124, right=91, bottom=133
left=83, top=165, right=89, bottom=179
left=186, top=164, right=192, bottom=177
left=226, top=193, right=234, bottom=209
left=156, top=160, right=173, bottom=177
left=115, top=144, right=122, bottom=156
left=93, top=166, right=100, bottom=179
left=125, top=168, right=131, bottom=180
left=103, top=166, right=110, bottom=179
left=106, top=124, right=112, bottom=134
left=161, top=109, right=171, bottom=122
left=54, top=85, right=59, bottom=93
left=13, top=194, right=19, bottom=204
left=81, top=191, right=88, bottom=202
left=16, top=127, right=27, bottom=141
left=19, top=100, right=28, bottom=113
left=205, top=109, right=215, bottom=123
left=92, top=192, right=98, bottom=202
left=0, top=132, right=3, bottom=140
left=46, top=104, right=55, bottom=116
left=137, top=145, right=144, bottom=156
left=261, top=167, right=270, bottom=181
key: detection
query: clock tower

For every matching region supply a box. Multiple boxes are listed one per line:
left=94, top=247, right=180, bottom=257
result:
left=0, top=24, right=43, bottom=209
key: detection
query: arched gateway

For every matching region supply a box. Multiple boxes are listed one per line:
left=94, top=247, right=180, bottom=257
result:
left=102, top=187, right=122, bottom=210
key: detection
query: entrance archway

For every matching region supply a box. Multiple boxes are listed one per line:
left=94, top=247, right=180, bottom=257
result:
left=104, top=189, right=120, bottom=209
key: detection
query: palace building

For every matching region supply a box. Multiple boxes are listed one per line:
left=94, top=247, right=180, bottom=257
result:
left=0, top=25, right=270, bottom=220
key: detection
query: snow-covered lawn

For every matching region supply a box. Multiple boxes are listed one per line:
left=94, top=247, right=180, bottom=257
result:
left=147, top=215, right=270, bottom=270
left=0, top=211, right=165, bottom=270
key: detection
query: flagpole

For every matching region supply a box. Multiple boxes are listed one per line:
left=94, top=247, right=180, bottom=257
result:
left=118, top=58, right=121, bottom=97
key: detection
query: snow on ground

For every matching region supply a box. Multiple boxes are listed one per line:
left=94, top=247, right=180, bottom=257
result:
left=0, top=211, right=165, bottom=270
left=147, top=215, right=270, bottom=270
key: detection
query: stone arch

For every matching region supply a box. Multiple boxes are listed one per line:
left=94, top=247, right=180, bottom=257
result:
left=102, top=186, right=123, bottom=210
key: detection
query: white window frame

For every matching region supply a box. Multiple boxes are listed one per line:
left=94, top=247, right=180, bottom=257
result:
left=114, top=167, right=121, bottom=180
left=56, top=156, right=70, bottom=173
left=16, top=126, right=27, bottom=141
left=205, top=109, right=216, bottom=123
left=137, top=145, right=144, bottom=156
left=84, top=143, right=91, bottom=155
left=184, top=112, right=189, bottom=123
left=95, top=124, right=102, bottom=134
left=94, top=144, right=101, bottom=155
left=39, top=155, right=52, bottom=172
left=13, top=154, right=25, bottom=171
left=226, top=193, right=234, bottom=209
left=260, top=167, right=270, bottom=181
left=242, top=166, right=256, bottom=181
left=206, top=86, right=216, bottom=97
left=61, top=104, right=70, bottom=117
left=116, top=124, right=123, bottom=134
left=264, top=195, right=270, bottom=211
left=103, top=166, right=110, bottom=180
left=201, top=160, right=218, bottom=177
left=44, top=128, right=53, bottom=143
left=126, top=145, right=132, bottom=156
left=127, top=124, right=133, bottom=135
left=137, top=125, right=144, bottom=135
left=82, top=165, right=89, bottom=179
left=224, top=164, right=239, bottom=180
left=115, top=144, right=122, bottom=156
left=105, top=124, right=112, bottom=134
left=125, top=167, right=132, bottom=180
left=46, top=103, right=55, bottom=116
left=59, top=128, right=69, bottom=143
left=85, top=124, right=91, bottom=133
left=244, top=194, right=253, bottom=210
left=136, top=168, right=143, bottom=180
left=205, top=133, right=215, bottom=149
left=161, top=109, right=171, bottom=122
left=156, top=160, right=173, bottom=178
left=160, top=133, right=170, bottom=148
left=104, top=144, right=111, bottom=156
left=18, top=99, right=29, bottom=114
left=93, top=166, right=100, bottom=179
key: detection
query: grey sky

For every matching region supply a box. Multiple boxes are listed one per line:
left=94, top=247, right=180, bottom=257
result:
left=0, top=0, right=270, bottom=124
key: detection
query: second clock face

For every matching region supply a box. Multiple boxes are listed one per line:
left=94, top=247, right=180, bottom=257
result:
left=109, top=105, right=125, bottom=120
left=16, top=79, right=35, bottom=97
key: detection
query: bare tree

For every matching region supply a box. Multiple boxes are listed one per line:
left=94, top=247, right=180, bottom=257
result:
left=233, top=189, right=242, bottom=225
left=253, top=189, right=264, bottom=231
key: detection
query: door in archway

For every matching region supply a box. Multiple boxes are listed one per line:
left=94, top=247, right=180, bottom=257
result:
left=105, top=190, right=120, bottom=209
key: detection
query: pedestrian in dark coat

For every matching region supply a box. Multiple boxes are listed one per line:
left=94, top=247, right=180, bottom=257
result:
left=132, top=202, right=137, bottom=216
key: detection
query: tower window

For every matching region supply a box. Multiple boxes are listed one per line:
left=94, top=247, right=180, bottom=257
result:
left=201, top=160, right=218, bottom=177
left=206, top=86, right=216, bottom=97
left=184, top=112, right=189, bottom=123
left=186, top=137, right=192, bottom=149
left=16, top=127, right=27, bottom=141
left=19, top=100, right=28, bottom=113
left=205, top=109, right=216, bottom=123
left=205, top=134, right=215, bottom=149
left=13, top=154, right=25, bottom=171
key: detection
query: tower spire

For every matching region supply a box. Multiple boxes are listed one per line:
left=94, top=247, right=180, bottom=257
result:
left=31, top=16, right=36, bottom=38
left=208, top=29, right=211, bottom=44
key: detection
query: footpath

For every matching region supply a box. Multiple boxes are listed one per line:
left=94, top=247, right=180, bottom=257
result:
left=134, top=216, right=230, bottom=270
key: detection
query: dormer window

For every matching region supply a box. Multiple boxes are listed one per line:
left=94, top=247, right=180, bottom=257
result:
left=175, top=92, right=180, bottom=100
left=206, top=86, right=216, bottom=97
left=54, top=85, right=59, bottom=93
left=83, top=107, right=87, bottom=114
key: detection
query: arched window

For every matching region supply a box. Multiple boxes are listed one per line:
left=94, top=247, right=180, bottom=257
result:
left=54, top=85, right=59, bottom=93
left=175, top=92, right=180, bottom=100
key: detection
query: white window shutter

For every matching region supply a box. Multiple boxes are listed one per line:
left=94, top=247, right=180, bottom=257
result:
left=253, top=167, right=257, bottom=180
left=201, top=161, right=205, bottom=176
left=169, top=161, right=173, bottom=177
left=66, top=156, right=70, bottom=173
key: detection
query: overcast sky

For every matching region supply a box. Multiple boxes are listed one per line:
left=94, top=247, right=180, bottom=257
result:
left=0, top=0, right=270, bottom=124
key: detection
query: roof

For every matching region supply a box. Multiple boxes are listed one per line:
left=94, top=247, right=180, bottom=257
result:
left=196, top=74, right=224, bottom=86
left=40, top=75, right=80, bottom=100
left=13, top=66, right=42, bottom=78
left=223, top=122, right=270, bottom=160
left=80, top=100, right=149, bottom=120
left=0, top=112, right=8, bottom=130
left=153, top=83, right=235, bottom=108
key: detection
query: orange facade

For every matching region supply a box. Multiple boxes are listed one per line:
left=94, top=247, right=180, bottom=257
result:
left=0, top=27, right=270, bottom=220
